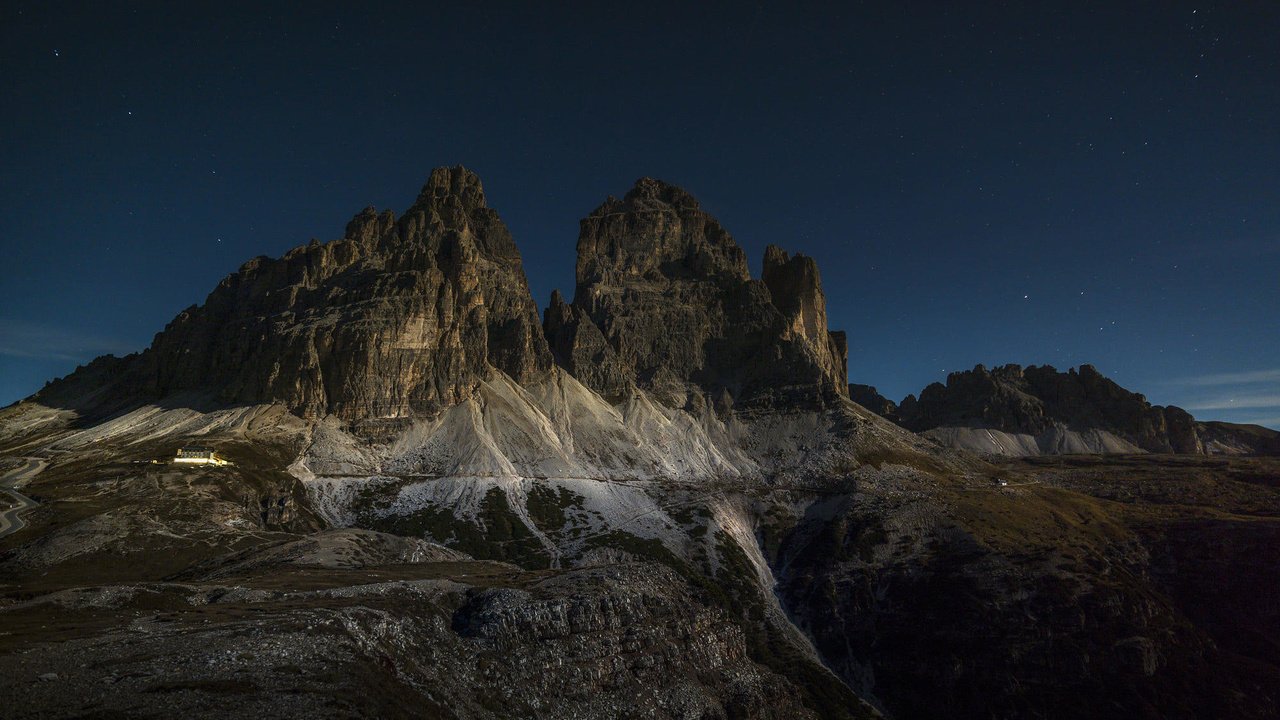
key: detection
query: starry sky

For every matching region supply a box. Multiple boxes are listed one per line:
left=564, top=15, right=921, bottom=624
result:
left=2, top=2, right=1277, bottom=427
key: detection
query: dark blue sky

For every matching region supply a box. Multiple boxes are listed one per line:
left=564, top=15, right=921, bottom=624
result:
left=2, top=2, right=1277, bottom=427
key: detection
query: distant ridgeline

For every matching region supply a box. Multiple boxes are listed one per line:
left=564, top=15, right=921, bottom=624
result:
left=850, top=363, right=1279, bottom=457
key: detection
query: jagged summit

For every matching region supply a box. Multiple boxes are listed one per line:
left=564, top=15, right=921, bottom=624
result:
left=902, top=362, right=1196, bottom=448
left=32, top=167, right=550, bottom=429
left=576, top=176, right=748, bottom=287
left=27, top=169, right=877, bottom=460
left=413, top=165, right=488, bottom=211
left=6, top=168, right=960, bottom=493
left=549, top=178, right=849, bottom=410
left=861, top=362, right=1279, bottom=456
left=761, top=244, right=847, bottom=391
left=622, top=176, right=703, bottom=208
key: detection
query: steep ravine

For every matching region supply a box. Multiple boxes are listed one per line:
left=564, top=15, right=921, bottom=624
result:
left=761, top=479, right=1280, bottom=720
left=711, top=497, right=877, bottom=713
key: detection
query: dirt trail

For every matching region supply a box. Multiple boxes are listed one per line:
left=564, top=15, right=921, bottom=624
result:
left=0, top=458, right=45, bottom=539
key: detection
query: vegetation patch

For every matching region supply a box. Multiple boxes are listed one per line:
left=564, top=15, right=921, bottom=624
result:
left=524, top=484, right=584, bottom=535
left=364, top=488, right=551, bottom=569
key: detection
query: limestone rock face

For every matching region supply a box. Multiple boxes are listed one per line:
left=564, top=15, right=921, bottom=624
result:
left=552, top=177, right=849, bottom=411
left=762, top=245, right=848, bottom=391
left=35, top=170, right=864, bottom=450
left=144, top=166, right=550, bottom=424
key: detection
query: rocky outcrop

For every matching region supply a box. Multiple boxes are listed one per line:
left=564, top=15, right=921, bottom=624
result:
left=896, top=363, right=1187, bottom=451
left=899, top=364, right=1049, bottom=436
left=761, top=245, right=848, bottom=391
left=1198, top=421, right=1280, bottom=455
left=880, top=363, right=1277, bottom=456
left=38, top=170, right=859, bottom=432
left=542, top=290, right=633, bottom=403
left=0, top=561, right=834, bottom=719
left=548, top=177, right=849, bottom=411
left=847, top=384, right=898, bottom=419
left=53, top=167, right=551, bottom=430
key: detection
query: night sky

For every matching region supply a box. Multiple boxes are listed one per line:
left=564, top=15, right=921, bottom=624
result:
left=2, top=2, right=1277, bottom=427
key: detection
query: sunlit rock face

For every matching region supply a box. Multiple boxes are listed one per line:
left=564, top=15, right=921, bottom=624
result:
left=79, top=169, right=856, bottom=430
left=143, top=166, right=551, bottom=424
left=549, top=177, right=849, bottom=412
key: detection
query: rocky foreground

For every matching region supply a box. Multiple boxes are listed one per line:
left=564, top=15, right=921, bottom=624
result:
left=2, top=168, right=1278, bottom=719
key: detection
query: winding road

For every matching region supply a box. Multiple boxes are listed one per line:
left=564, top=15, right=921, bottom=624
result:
left=0, top=458, right=44, bottom=539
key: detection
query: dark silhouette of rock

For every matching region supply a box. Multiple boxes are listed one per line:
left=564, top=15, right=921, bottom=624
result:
left=847, top=384, right=898, bottom=419
left=883, top=363, right=1276, bottom=455
left=901, top=364, right=1049, bottom=435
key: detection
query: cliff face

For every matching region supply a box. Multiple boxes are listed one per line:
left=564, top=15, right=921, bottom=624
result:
left=769, top=455, right=1280, bottom=720
left=545, top=178, right=849, bottom=412
left=43, top=170, right=855, bottom=432
left=139, top=167, right=550, bottom=424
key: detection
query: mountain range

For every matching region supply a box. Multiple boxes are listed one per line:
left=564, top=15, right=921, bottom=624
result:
left=2, top=168, right=1278, bottom=720
left=852, top=364, right=1279, bottom=457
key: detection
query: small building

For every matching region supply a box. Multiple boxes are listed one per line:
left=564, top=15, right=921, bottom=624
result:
left=173, top=447, right=229, bottom=466
left=992, top=477, right=1009, bottom=487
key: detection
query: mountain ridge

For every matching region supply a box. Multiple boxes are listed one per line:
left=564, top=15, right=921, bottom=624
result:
left=853, top=363, right=1279, bottom=456
left=16, top=167, right=945, bottom=486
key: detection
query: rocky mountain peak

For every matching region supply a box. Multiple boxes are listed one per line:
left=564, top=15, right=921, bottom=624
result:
left=415, top=165, right=488, bottom=210
left=551, top=180, right=848, bottom=410
left=39, top=169, right=855, bottom=429
left=622, top=176, right=702, bottom=209
left=887, top=362, right=1220, bottom=454
left=344, top=206, right=396, bottom=248
left=761, top=244, right=848, bottom=391
left=848, top=383, right=899, bottom=418
left=133, top=167, right=551, bottom=430
left=576, top=177, right=748, bottom=289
